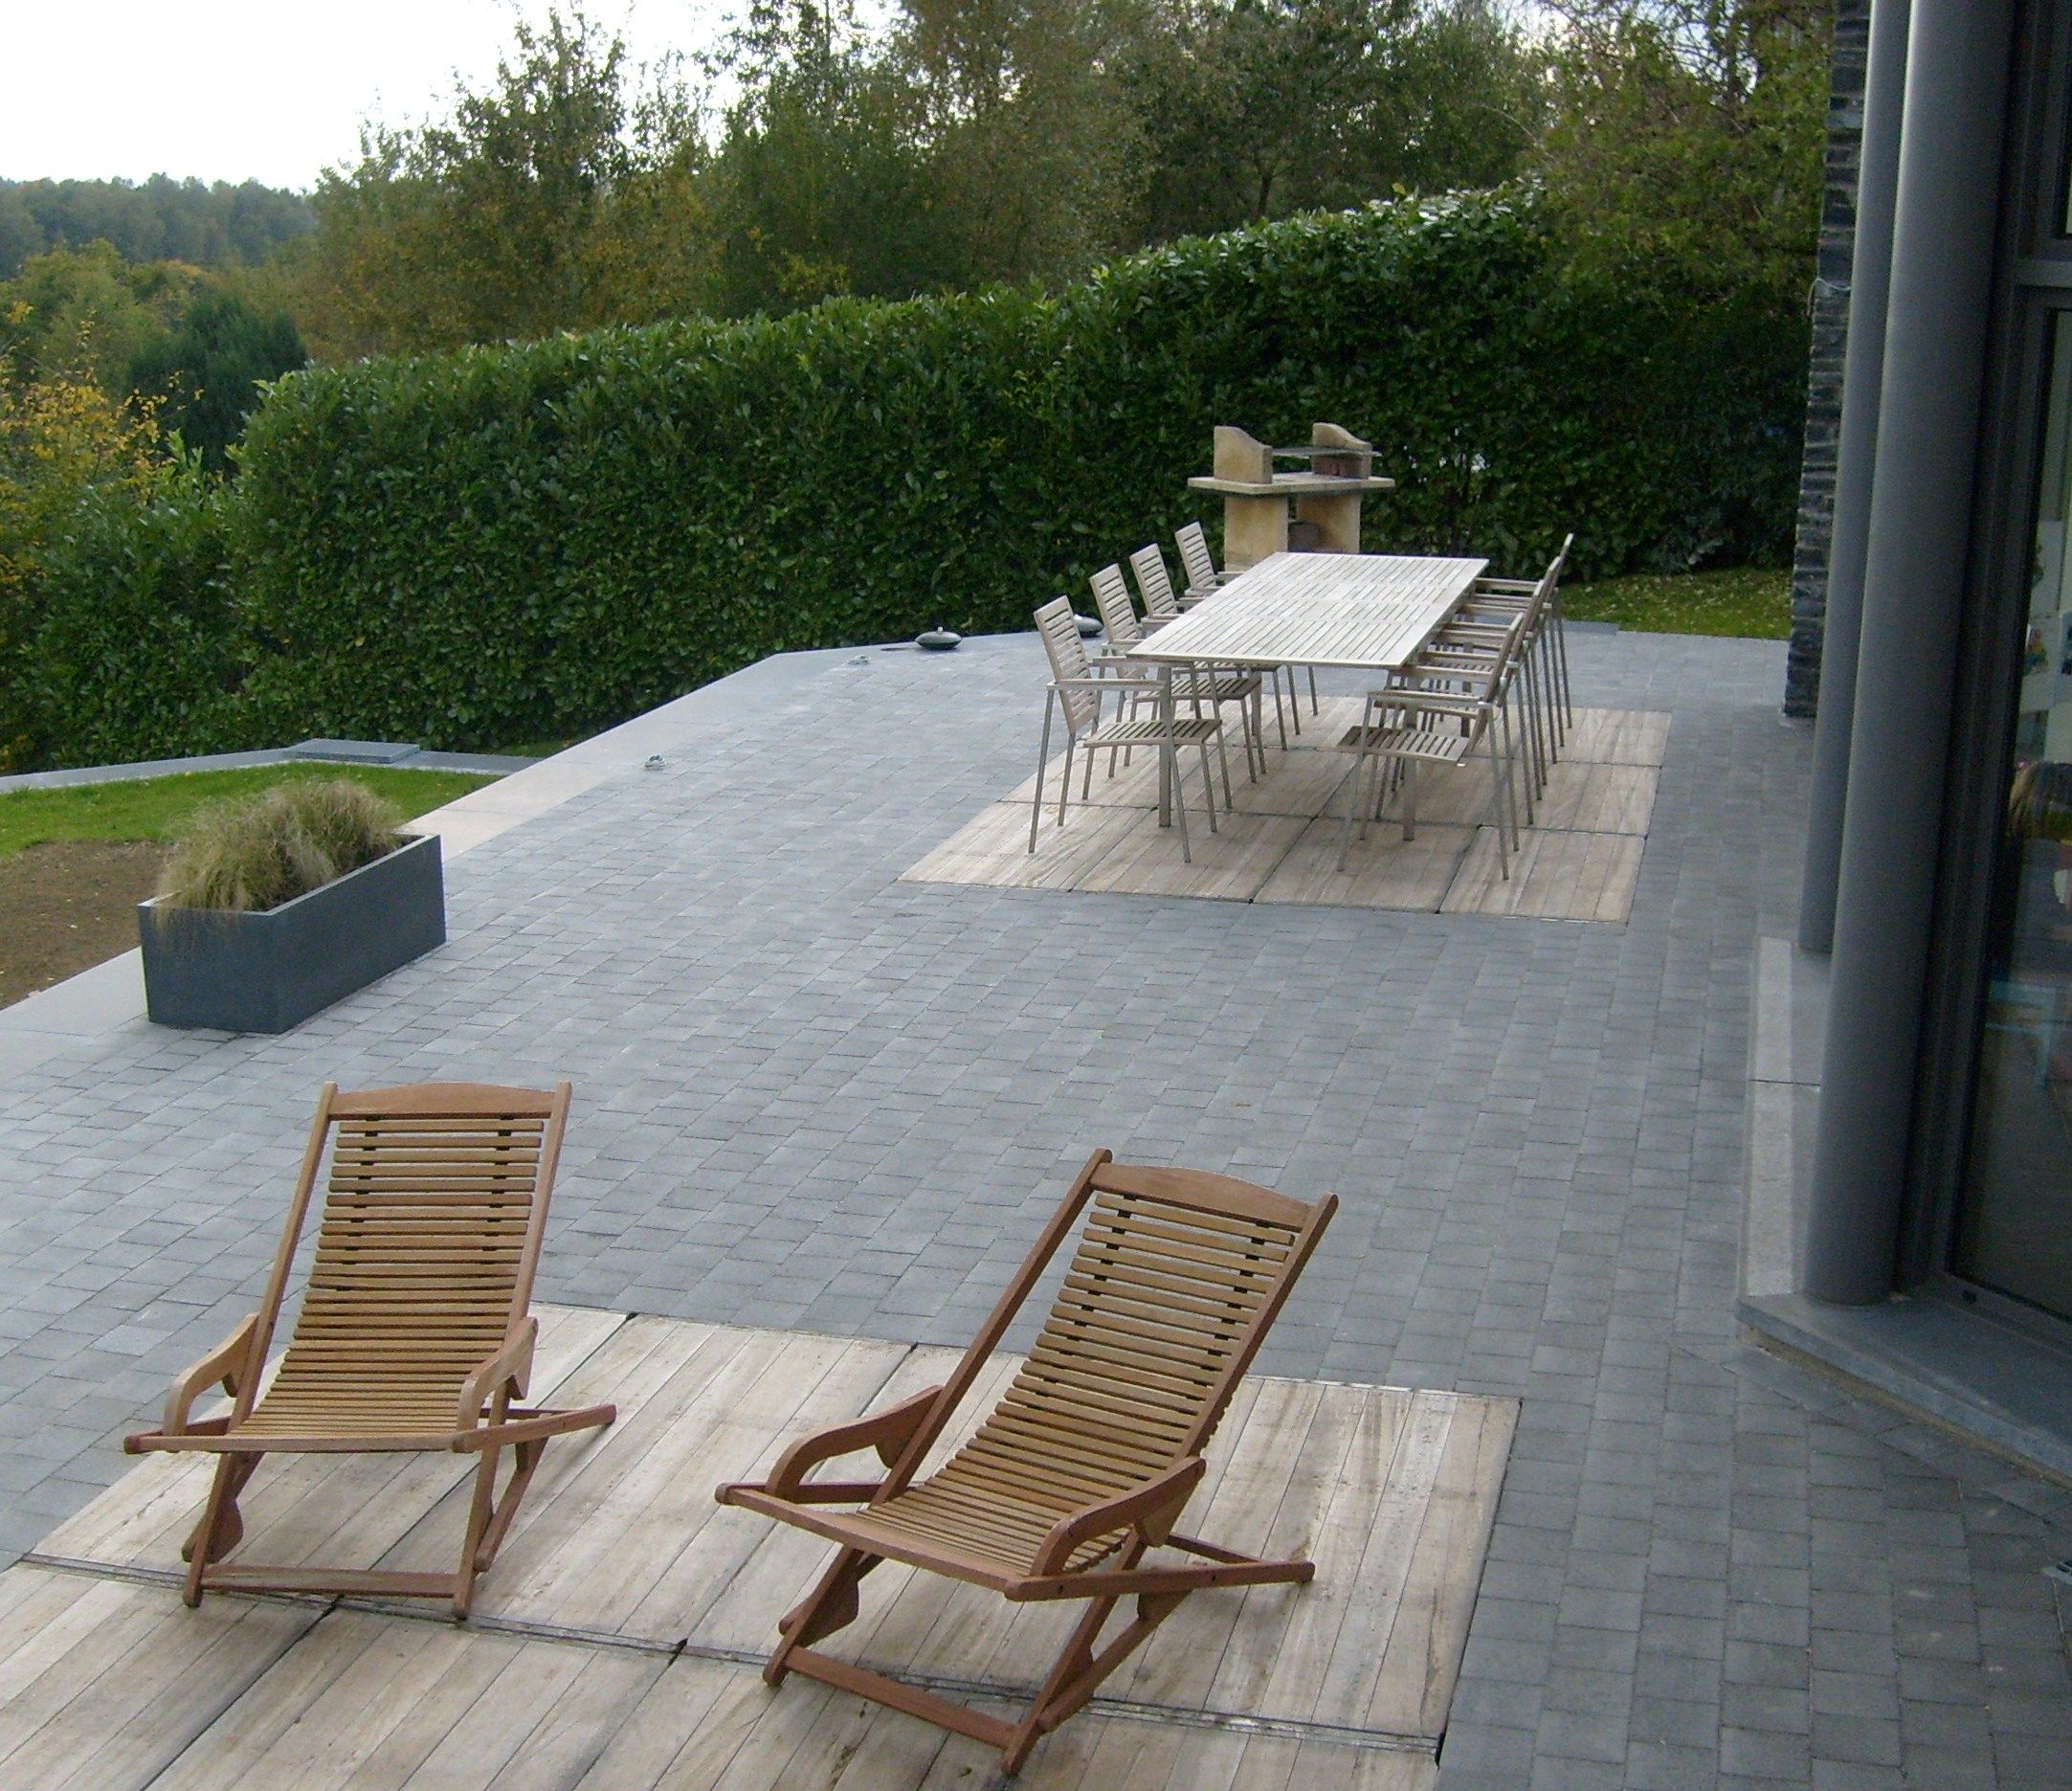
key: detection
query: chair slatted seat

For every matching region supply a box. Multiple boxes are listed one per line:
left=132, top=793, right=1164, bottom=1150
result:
left=126, top=1083, right=615, bottom=1616
left=718, top=1152, right=1336, bottom=1775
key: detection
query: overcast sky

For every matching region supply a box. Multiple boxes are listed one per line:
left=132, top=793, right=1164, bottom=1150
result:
left=1, top=1, right=731, bottom=191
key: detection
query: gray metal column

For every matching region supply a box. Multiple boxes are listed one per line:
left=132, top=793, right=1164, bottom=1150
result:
left=1798, top=0, right=1912, bottom=954
left=1803, top=0, right=2014, bottom=1305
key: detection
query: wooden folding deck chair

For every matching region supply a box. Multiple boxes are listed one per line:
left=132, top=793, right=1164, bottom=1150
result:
left=124, top=1081, right=615, bottom=1618
left=717, top=1151, right=1337, bottom=1774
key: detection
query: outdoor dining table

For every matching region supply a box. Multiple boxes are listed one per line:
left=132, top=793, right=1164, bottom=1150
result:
left=1122, top=549, right=1489, bottom=824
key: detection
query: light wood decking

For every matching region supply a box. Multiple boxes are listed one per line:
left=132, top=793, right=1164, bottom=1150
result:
left=908, top=704, right=1669, bottom=922
left=10, top=1308, right=1517, bottom=1789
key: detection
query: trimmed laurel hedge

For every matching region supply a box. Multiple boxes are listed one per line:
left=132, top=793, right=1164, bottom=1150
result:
left=23, top=190, right=1807, bottom=764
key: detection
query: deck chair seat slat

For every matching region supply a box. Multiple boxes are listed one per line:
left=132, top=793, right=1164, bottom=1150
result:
left=1073, top=1236, right=1284, bottom=1297
left=1083, top=1198, right=1294, bottom=1258
left=977, top=1403, right=1189, bottom=1469
left=1019, top=1346, right=1221, bottom=1411
left=1058, top=1261, right=1262, bottom=1323
left=1088, top=1182, right=1304, bottom=1239
left=1048, top=1296, right=1250, bottom=1361
left=1007, top=1353, right=1212, bottom=1419
left=1028, top=1328, right=1230, bottom=1390
left=1053, top=1274, right=1257, bottom=1338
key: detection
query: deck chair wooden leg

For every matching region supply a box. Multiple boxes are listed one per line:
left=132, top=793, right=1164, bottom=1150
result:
left=453, top=1433, right=546, bottom=1618
left=769, top=1546, right=880, bottom=1685
left=1004, top=1591, right=1127, bottom=1774
left=182, top=1452, right=259, bottom=1606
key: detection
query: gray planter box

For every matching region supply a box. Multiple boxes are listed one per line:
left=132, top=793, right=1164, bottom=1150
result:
left=138, top=833, right=445, bottom=1033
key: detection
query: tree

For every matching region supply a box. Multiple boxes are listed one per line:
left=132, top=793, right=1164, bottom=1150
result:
left=703, top=2, right=950, bottom=313
left=1121, top=0, right=1541, bottom=242
left=1531, top=0, right=1832, bottom=296
left=129, top=292, right=307, bottom=471
left=0, top=242, right=198, bottom=396
left=0, top=177, right=313, bottom=280
left=295, top=7, right=708, bottom=356
left=896, top=0, right=1145, bottom=286
left=0, top=325, right=166, bottom=767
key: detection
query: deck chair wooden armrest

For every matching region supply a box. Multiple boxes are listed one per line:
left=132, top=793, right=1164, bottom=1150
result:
left=756, top=1384, right=945, bottom=1498
left=1477, top=577, right=1538, bottom=593
left=1030, top=1454, right=1205, bottom=1577
left=132, top=1314, right=260, bottom=1445
left=1049, top=676, right=1120, bottom=694
left=455, top=1317, right=539, bottom=1431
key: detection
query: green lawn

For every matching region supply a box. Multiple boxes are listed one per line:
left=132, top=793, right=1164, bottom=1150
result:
left=0, top=764, right=497, bottom=859
left=1561, top=567, right=1790, bottom=639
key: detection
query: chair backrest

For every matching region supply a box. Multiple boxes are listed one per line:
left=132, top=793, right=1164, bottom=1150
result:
left=1129, top=544, right=1183, bottom=623
left=235, top=1083, right=571, bottom=1416
left=880, top=1153, right=1336, bottom=1512
left=1088, top=564, right=1145, bottom=654
left=1405, top=601, right=1529, bottom=713
left=1174, top=521, right=1219, bottom=595
left=1035, top=596, right=1102, bottom=738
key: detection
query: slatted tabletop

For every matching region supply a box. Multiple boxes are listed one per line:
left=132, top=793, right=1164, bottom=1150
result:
left=1125, top=551, right=1488, bottom=673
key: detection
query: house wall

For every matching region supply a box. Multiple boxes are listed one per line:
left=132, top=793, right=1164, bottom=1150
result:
left=1786, top=0, right=1875, bottom=718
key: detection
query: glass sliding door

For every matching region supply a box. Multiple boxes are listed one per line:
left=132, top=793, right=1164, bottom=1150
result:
left=1952, top=309, right=2072, bottom=1321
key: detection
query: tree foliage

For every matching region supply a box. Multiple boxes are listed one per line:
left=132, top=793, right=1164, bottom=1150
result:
left=1125, top=0, right=1539, bottom=241
left=0, top=243, right=201, bottom=395
left=128, top=292, right=307, bottom=471
left=293, top=11, right=709, bottom=359
left=287, top=0, right=1544, bottom=343
left=0, top=326, right=175, bottom=766
left=1530, top=0, right=1832, bottom=296
left=0, top=176, right=313, bottom=281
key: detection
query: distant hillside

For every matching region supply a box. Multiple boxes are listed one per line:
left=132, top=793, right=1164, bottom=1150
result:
left=0, top=175, right=312, bottom=277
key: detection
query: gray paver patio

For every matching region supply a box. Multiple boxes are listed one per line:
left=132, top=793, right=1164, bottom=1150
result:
left=0, top=627, right=2067, bottom=1788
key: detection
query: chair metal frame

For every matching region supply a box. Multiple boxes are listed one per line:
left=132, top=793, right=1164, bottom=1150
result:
left=1029, top=595, right=1225, bottom=862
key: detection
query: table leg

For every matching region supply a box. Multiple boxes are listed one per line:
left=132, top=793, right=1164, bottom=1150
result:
left=1158, top=666, right=1174, bottom=827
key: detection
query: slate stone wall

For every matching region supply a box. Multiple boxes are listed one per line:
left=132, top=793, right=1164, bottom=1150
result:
left=1785, top=0, right=1873, bottom=719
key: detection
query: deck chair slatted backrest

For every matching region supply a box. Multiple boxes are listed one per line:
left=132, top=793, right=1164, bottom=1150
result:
left=127, top=1082, right=614, bottom=1617
left=913, top=1171, right=1302, bottom=1541
left=243, top=1089, right=560, bottom=1438
left=719, top=1152, right=1335, bottom=1774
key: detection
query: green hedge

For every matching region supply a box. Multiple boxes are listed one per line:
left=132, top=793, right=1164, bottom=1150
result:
left=12, top=468, right=252, bottom=769
left=25, top=190, right=1808, bottom=763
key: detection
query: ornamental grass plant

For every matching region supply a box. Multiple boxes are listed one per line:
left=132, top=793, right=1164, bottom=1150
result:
left=154, top=777, right=401, bottom=912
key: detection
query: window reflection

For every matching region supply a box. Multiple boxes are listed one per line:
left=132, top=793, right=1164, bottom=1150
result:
left=1955, top=316, right=2072, bottom=1320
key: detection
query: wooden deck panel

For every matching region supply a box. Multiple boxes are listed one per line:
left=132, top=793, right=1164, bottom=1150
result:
left=0, top=1567, right=314, bottom=1791
left=1441, top=827, right=1645, bottom=924
left=906, top=709, right=1666, bottom=923
left=1563, top=707, right=1671, bottom=767
left=1254, top=817, right=1476, bottom=910
left=589, top=1653, right=1441, bottom=1791
left=145, top=1610, right=664, bottom=1791
left=1529, top=762, right=1659, bottom=835
left=24, top=1317, right=1510, bottom=1787
left=1001, top=752, right=1165, bottom=812
left=1073, top=810, right=1310, bottom=901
